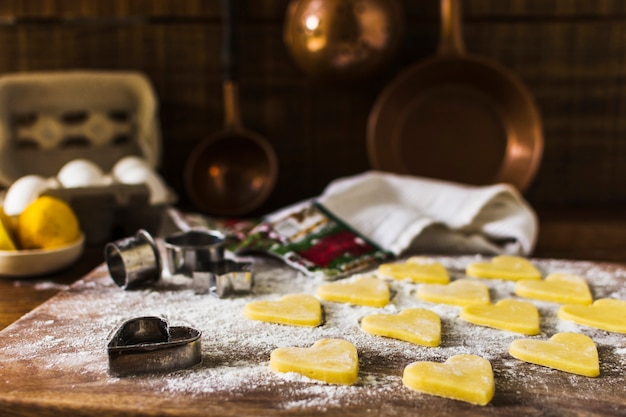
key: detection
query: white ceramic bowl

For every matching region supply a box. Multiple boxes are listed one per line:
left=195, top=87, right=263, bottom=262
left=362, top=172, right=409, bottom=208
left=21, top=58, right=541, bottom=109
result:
left=0, top=234, right=85, bottom=278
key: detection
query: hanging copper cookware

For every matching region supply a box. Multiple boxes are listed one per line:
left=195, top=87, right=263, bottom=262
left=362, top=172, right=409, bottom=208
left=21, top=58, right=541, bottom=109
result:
left=367, top=0, right=543, bottom=192
left=283, top=0, right=405, bottom=82
left=185, top=0, right=278, bottom=217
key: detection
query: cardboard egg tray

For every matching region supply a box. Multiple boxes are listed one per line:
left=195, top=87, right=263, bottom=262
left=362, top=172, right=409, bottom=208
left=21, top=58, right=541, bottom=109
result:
left=42, top=184, right=175, bottom=245
left=0, top=71, right=174, bottom=245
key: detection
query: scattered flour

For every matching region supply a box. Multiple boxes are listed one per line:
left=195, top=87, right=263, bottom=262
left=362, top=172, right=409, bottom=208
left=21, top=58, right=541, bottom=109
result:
left=0, top=254, right=624, bottom=413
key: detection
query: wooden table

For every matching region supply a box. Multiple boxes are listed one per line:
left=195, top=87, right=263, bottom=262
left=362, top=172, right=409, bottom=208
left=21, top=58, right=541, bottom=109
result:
left=533, top=206, right=626, bottom=264
left=0, top=245, right=105, bottom=331
left=0, top=207, right=624, bottom=417
left=4, top=206, right=625, bottom=332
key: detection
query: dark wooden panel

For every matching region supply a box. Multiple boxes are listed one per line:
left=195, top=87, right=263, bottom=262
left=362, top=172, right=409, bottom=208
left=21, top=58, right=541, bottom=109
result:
left=1, top=0, right=626, bottom=213
left=4, top=0, right=626, bottom=20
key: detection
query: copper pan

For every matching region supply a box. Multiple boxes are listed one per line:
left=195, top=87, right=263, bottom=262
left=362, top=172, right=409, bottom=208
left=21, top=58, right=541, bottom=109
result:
left=366, top=0, right=543, bottom=192
left=185, top=0, right=278, bottom=216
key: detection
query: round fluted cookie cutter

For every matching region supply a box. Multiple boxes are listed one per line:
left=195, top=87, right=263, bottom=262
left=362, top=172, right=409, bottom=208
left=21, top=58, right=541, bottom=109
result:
left=105, top=229, right=162, bottom=289
left=163, top=229, right=225, bottom=277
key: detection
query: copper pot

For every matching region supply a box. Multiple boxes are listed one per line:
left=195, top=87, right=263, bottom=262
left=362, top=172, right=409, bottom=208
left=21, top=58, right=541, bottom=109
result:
left=284, top=0, right=405, bottom=81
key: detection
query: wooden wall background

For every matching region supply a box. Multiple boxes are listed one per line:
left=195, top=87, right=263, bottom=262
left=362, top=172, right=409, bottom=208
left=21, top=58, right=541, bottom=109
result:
left=1, top=0, right=626, bottom=215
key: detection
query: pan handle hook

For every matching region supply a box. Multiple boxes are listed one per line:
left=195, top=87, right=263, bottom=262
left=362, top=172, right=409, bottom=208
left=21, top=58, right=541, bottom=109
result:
left=437, top=0, right=465, bottom=56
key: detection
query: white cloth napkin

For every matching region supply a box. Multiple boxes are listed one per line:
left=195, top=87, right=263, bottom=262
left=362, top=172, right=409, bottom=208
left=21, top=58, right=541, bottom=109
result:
left=315, top=171, right=538, bottom=256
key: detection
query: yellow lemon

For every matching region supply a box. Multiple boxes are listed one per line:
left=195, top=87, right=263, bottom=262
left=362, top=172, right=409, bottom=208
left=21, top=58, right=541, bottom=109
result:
left=0, top=206, right=17, bottom=251
left=17, top=196, right=81, bottom=250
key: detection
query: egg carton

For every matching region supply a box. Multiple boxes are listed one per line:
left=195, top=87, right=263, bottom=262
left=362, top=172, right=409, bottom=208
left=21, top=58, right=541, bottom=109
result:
left=0, top=71, right=173, bottom=244
left=0, top=70, right=160, bottom=185
left=43, top=184, right=174, bottom=245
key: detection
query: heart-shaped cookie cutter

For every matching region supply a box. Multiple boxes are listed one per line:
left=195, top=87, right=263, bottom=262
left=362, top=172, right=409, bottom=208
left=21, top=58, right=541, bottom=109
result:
left=107, top=316, right=202, bottom=376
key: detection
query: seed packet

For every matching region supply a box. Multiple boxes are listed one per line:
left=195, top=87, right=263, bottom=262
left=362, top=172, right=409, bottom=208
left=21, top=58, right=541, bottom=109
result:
left=234, top=201, right=394, bottom=280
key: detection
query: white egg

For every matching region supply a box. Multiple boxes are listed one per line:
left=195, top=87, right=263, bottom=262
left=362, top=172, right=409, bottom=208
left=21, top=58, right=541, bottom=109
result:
left=57, top=159, right=105, bottom=188
left=115, top=165, right=169, bottom=205
left=3, top=175, right=50, bottom=216
left=113, top=164, right=149, bottom=184
left=142, top=171, right=169, bottom=205
left=112, top=156, right=151, bottom=182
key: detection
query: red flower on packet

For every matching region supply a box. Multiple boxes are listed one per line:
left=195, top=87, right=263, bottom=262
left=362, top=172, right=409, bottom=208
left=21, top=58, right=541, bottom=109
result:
left=299, top=230, right=375, bottom=268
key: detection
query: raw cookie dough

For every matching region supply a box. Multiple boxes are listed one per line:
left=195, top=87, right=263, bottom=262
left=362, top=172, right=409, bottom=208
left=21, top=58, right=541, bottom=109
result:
left=515, top=273, right=592, bottom=305
left=461, top=299, right=540, bottom=335
left=558, top=298, right=626, bottom=333
left=378, top=257, right=449, bottom=284
left=466, top=255, right=541, bottom=281
left=270, top=338, right=359, bottom=385
left=317, top=276, right=390, bottom=307
left=361, top=308, right=441, bottom=347
left=509, top=332, right=599, bottom=377
left=416, top=279, right=490, bottom=307
left=243, top=294, right=322, bottom=327
left=402, top=354, right=495, bottom=406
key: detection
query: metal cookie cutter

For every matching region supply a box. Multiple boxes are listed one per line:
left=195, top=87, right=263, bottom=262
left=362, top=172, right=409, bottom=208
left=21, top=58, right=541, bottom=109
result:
left=105, top=229, right=161, bottom=289
left=164, top=229, right=225, bottom=276
left=193, top=259, right=254, bottom=298
left=164, top=229, right=254, bottom=297
left=107, top=316, right=202, bottom=376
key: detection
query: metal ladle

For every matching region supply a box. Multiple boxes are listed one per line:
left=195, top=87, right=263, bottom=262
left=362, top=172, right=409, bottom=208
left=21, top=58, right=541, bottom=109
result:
left=185, top=0, right=278, bottom=217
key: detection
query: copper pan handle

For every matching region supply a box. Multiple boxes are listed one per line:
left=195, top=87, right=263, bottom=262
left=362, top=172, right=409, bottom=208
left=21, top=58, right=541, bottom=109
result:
left=437, top=0, right=465, bottom=56
left=222, top=0, right=242, bottom=128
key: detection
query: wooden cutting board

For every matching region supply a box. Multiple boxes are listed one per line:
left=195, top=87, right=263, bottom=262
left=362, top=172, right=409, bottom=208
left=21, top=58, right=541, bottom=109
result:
left=0, top=255, right=624, bottom=417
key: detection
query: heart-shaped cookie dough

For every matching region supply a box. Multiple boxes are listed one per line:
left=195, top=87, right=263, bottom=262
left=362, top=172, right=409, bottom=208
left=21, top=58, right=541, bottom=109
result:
left=317, top=276, right=389, bottom=307
left=461, top=299, right=540, bottom=335
left=243, top=294, right=322, bottom=327
left=416, top=279, right=490, bottom=307
left=361, top=308, right=441, bottom=347
left=270, top=338, right=358, bottom=385
left=515, top=273, right=592, bottom=305
left=509, top=332, right=599, bottom=377
left=558, top=298, right=626, bottom=333
left=466, top=255, right=541, bottom=281
left=378, top=257, right=449, bottom=284
left=402, top=354, right=495, bottom=406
